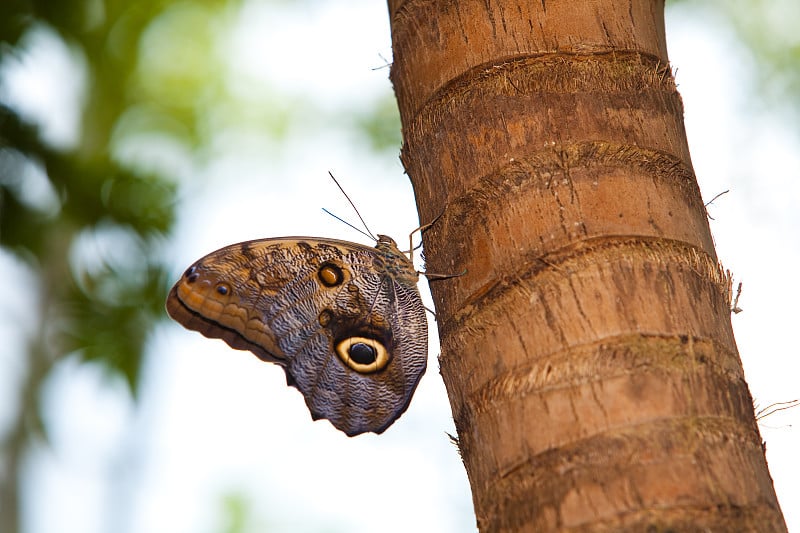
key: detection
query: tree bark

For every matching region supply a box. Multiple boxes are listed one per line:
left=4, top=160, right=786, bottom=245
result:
left=388, top=1, right=786, bottom=531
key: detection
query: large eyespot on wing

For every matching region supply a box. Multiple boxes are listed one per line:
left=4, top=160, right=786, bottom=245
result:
left=335, top=336, right=390, bottom=373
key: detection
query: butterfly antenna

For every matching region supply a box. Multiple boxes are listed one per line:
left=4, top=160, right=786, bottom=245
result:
left=328, top=171, right=377, bottom=240
left=322, top=208, right=374, bottom=241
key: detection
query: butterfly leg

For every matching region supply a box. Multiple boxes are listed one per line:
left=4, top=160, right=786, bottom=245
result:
left=406, top=210, right=444, bottom=263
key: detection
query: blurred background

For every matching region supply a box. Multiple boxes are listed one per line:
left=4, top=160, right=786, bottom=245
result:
left=1, top=0, right=798, bottom=532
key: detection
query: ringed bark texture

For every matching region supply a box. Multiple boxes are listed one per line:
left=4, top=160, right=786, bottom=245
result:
left=388, top=0, right=786, bottom=531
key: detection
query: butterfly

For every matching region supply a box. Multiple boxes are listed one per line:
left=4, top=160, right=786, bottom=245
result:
left=166, top=233, right=427, bottom=436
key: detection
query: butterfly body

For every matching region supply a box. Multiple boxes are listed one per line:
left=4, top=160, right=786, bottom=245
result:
left=166, top=235, right=427, bottom=436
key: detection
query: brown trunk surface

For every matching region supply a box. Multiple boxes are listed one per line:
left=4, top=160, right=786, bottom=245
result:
left=388, top=1, right=786, bottom=531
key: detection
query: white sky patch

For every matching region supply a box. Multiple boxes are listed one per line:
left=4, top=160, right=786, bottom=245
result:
left=0, top=24, right=87, bottom=150
left=225, top=0, right=394, bottom=110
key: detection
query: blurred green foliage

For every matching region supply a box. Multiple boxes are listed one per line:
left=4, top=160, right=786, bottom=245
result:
left=219, top=491, right=255, bottom=533
left=348, top=93, right=402, bottom=153
left=0, top=0, right=211, bottom=394
left=0, top=1, right=225, bottom=532
left=668, top=0, right=800, bottom=118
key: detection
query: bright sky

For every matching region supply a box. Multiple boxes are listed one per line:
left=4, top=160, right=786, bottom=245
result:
left=1, top=1, right=798, bottom=532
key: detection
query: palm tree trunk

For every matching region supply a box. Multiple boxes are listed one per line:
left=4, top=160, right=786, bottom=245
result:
left=388, top=0, right=786, bottom=531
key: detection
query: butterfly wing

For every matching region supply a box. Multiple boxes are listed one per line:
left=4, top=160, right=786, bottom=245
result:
left=166, top=237, right=427, bottom=436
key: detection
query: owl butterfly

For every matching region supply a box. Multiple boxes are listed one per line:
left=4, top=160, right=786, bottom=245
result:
left=166, top=233, right=427, bottom=436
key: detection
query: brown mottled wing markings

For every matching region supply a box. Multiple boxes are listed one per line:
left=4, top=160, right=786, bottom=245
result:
left=166, top=237, right=427, bottom=436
